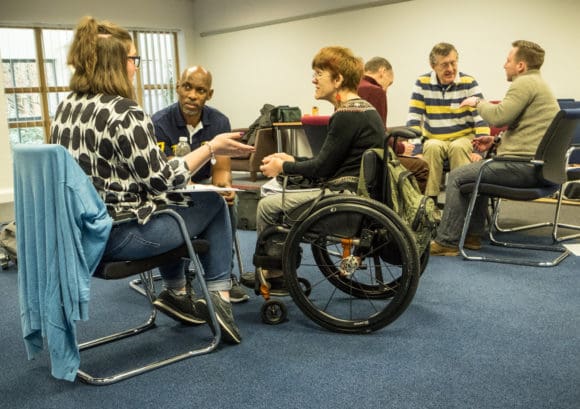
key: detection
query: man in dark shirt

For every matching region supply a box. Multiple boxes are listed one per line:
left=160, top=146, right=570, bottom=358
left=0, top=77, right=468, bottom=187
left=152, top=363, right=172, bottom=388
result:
left=358, top=57, right=429, bottom=193
left=152, top=66, right=249, bottom=303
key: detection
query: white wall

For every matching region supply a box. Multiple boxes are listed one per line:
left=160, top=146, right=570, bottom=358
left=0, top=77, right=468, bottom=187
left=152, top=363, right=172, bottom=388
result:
left=0, top=0, right=198, bottom=72
left=191, top=0, right=580, bottom=127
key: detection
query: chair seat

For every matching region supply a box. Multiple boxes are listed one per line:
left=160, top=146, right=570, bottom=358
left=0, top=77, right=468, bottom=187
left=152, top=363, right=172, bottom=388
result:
left=95, top=240, right=209, bottom=280
left=567, top=166, right=580, bottom=181
left=459, top=182, right=558, bottom=201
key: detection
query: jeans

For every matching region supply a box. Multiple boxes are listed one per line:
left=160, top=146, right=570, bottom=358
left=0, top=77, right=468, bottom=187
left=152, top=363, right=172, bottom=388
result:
left=103, top=192, right=232, bottom=292
left=436, top=159, right=540, bottom=246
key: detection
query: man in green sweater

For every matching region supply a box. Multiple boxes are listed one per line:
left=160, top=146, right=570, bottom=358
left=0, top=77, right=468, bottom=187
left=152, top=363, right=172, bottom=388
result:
left=430, top=40, right=559, bottom=256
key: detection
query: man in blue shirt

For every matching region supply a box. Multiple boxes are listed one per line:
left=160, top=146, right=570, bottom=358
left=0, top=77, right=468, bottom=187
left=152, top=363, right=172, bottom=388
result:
left=152, top=66, right=249, bottom=303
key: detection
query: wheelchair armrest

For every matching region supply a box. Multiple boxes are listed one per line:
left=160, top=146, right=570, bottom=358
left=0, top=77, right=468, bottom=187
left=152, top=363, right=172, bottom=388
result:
left=386, top=126, right=422, bottom=140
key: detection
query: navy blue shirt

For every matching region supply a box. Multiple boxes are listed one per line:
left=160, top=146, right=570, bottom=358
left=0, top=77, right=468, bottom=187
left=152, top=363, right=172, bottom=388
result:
left=152, top=102, right=231, bottom=182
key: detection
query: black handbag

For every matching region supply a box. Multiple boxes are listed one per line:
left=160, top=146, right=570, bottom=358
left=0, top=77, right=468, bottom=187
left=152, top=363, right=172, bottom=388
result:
left=276, top=174, right=321, bottom=190
left=270, top=105, right=302, bottom=123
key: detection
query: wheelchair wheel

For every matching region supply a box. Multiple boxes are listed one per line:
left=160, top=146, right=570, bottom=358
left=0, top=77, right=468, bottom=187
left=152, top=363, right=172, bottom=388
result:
left=261, top=299, right=288, bottom=325
left=283, top=196, right=420, bottom=334
left=311, top=196, right=425, bottom=300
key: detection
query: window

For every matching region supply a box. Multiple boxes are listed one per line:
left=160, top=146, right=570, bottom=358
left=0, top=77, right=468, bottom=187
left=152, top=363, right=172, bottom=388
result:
left=136, top=32, right=178, bottom=115
left=1, top=26, right=179, bottom=145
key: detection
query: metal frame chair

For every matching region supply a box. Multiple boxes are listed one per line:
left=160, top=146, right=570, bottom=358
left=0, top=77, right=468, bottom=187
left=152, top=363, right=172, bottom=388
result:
left=551, top=124, right=580, bottom=242
left=77, top=209, right=222, bottom=385
left=13, top=144, right=221, bottom=385
left=458, top=108, right=580, bottom=266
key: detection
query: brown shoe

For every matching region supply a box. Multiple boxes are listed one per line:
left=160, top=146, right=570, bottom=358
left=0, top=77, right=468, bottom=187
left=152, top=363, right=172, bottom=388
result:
left=464, top=235, right=482, bottom=250
left=430, top=241, right=459, bottom=256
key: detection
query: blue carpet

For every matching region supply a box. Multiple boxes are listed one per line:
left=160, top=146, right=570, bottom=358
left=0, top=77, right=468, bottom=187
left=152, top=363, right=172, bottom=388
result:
left=1, top=228, right=579, bottom=409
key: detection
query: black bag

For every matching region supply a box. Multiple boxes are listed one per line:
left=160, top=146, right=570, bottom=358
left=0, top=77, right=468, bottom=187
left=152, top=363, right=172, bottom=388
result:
left=276, top=174, right=321, bottom=190
left=243, top=103, right=275, bottom=145
left=270, top=105, right=302, bottom=123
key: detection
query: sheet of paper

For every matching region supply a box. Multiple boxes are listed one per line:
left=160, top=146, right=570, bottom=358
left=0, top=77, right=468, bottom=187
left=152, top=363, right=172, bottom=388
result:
left=173, top=184, right=242, bottom=193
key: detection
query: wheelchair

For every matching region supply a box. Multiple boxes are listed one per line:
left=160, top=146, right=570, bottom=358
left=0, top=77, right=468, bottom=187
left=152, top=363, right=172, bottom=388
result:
left=252, top=127, right=430, bottom=334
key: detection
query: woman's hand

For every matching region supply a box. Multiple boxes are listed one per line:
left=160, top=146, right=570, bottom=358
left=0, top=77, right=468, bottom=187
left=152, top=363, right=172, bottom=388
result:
left=210, top=132, right=255, bottom=157
left=263, top=152, right=295, bottom=163
left=260, top=157, right=284, bottom=178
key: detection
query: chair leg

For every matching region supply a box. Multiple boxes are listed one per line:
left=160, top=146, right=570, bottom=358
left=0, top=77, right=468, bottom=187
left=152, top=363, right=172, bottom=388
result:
left=234, top=231, right=245, bottom=276
left=250, top=171, right=257, bottom=182
left=76, top=209, right=222, bottom=385
left=459, top=181, right=570, bottom=267
left=493, top=198, right=553, bottom=233
left=129, top=271, right=163, bottom=300
left=552, top=183, right=580, bottom=242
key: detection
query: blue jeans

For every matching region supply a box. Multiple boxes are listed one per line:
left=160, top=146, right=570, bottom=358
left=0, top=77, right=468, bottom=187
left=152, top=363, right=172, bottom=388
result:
left=103, top=192, right=232, bottom=292
left=436, top=160, right=540, bottom=246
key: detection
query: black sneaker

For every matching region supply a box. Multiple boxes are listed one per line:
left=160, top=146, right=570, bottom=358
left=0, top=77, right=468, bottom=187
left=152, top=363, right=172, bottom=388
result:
left=230, top=276, right=250, bottom=303
left=200, top=292, right=241, bottom=344
left=240, top=271, right=256, bottom=289
left=153, top=289, right=206, bottom=325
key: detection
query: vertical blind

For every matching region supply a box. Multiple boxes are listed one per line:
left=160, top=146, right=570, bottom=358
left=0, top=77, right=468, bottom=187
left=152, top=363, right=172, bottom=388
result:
left=0, top=26, right=179, bottom=145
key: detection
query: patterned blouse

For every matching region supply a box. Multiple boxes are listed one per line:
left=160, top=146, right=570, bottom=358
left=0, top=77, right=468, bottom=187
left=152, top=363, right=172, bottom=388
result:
left=51, top=93, right=192, bottom=223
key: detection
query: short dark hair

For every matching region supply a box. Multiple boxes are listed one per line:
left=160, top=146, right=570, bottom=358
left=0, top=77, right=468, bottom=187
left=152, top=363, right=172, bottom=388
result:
left=429, top=42, right=458, bottom=66
left=364, top=57, right=392, bottom=73
left=512, top=40, right=545, bottom=70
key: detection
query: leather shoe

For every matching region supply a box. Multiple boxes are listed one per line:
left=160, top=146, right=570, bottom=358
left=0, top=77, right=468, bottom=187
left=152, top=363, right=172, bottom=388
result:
left=430, top=241, right=459, bottom=256
left=464, top=235, right=482, bottom=250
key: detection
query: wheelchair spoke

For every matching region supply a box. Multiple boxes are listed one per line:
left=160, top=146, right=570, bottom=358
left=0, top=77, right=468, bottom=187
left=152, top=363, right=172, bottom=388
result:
left=281, top=197, right=420, bottom=333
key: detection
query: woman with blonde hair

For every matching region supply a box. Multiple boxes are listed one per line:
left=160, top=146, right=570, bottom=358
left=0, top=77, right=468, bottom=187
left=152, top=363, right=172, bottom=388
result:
left=51, top=16, right=254, bottom=344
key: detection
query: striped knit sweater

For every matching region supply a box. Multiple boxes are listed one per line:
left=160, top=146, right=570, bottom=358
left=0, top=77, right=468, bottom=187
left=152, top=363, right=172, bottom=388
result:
left=406, top=71, right=490, bottom=141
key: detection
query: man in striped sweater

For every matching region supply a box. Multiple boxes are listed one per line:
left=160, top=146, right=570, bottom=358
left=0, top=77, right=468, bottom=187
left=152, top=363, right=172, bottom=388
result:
left=406, top=43, right=490, bottom=202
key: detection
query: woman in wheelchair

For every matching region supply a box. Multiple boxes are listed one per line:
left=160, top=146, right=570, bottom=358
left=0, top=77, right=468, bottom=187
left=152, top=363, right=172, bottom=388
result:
left=242, top=46, right=385, bottom=292
left=50, top=16, right=254, bottom=344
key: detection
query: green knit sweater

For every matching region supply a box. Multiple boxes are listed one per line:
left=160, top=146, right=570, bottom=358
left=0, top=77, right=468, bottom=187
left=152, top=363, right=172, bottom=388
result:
left=478, top=69, right=559, bottom=157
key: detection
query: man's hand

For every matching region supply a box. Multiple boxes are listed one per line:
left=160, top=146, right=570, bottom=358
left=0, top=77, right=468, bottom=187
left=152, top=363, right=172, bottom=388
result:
left=401, top=141, right=415, bottom=156
left=214, top=182, right=236, bottom=205
left=472, top=135, right=495, bottom=152
left=469, top=152, right=483, bottom=162
left=460, top=96, right=480, bottom=108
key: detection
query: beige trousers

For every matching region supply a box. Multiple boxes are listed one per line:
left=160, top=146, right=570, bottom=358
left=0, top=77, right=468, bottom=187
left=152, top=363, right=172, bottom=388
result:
left=422, top=136, right=474, bottom=197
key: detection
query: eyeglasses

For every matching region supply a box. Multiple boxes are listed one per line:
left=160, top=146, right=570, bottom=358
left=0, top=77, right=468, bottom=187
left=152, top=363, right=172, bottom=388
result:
left=127, top=55, right=141, bottom=68
left=312, top=71, right=329, bottom=80
left=436, top=60, right=457, bottom=69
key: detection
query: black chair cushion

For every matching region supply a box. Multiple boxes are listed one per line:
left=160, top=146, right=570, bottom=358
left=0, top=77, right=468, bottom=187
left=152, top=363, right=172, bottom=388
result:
left=567, top=166, right=580, bottom=182
left=94, top=240, right=209, bottom=280
left=459, top=182, right=558, bottom=201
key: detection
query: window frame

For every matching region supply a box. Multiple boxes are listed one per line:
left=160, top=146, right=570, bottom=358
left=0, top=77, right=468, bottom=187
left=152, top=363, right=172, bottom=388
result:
left=1, top=25, right=180, bottom=144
